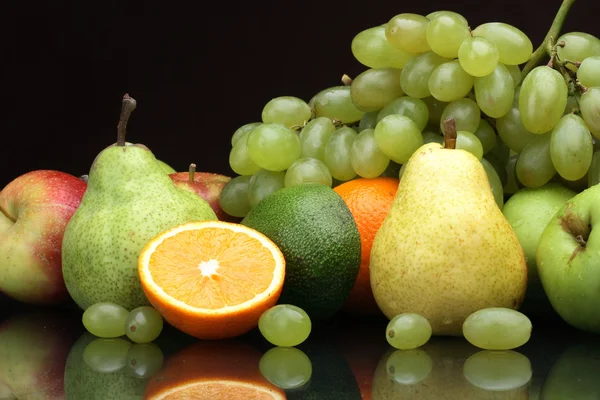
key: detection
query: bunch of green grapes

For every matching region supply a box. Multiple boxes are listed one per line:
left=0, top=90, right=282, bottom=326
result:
left=221, top=9, right=600, bottom=218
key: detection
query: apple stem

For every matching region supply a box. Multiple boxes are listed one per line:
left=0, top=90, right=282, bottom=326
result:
left=117, top=93, right=137, bottom=147
left=442, top=118, right=457, bottom=150
left=0, top=204, right=16, bottom=224
left=189, top=163, right=196, bottom=183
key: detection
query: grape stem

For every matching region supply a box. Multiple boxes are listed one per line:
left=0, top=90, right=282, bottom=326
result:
left=442, top=118, right=457, bottom=150
left=520, top=0, right=576, bottom=80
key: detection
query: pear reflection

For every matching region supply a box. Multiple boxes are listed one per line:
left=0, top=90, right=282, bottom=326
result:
left=64, top=332, right=164, bottom=400
left=541, top=337, right=600, bottom=399
left=372, top=337, right=531, bottom=399
left=0, top=309, right=82, bottom=400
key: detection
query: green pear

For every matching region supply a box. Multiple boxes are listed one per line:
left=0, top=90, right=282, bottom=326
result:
left=62, top=94, right=217, bottom=311
left=156, top=159, right=176, bottom=174
left=537, top=184, right=600, bottom=333
left=370, top=119, right=528, bottom=336
left=502, top=183, right=576, bottom=315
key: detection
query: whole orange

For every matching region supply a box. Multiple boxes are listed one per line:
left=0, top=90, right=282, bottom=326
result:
left=334, top=177, right=399, bottom=315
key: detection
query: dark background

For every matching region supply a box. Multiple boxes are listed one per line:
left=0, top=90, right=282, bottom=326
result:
left=2, top=0, right=599, bottom=184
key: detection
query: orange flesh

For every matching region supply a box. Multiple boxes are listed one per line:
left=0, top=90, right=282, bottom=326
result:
left=161, top=382, right=280, bottom=400
left=147, top=227, right=277, bottom=309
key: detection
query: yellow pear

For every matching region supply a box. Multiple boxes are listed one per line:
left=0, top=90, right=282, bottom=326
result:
left=370, top=118, right=527, bottom=336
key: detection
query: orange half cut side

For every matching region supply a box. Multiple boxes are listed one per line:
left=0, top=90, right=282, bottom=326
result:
left=138, top=220, right=286, bottom=340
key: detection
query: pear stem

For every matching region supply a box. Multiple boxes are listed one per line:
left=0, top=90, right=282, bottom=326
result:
left=520, top=0, right=576, bottom=80
left=188, top=163, right=196, bottom=183
left=0, top=204, right=16, bottom=224
left=341, top=74, right=353, bottom=86
left=442, top=118, right=457, bottom=150
left=117, top=94, right=137, bottom=147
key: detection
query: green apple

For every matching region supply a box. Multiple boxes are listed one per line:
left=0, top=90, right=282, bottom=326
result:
left=503, top=183, right=576, bottom=316
left=537, top=184, right=600, bottom=333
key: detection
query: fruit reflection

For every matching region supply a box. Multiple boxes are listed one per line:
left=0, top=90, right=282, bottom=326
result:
left=64, top=332, right=163, bottom=400
left=0, top=309, right=82, bottom=400
left=540, top=337, right=600, bottom=399
left=259, top=347, right=312, bottom=390
left=144, top=339, right=285, bottom=399
left=372, top=337, right=531, bottom=399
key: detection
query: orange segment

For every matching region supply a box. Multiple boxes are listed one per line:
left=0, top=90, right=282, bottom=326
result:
left=138, top=221, right=286, bottom=340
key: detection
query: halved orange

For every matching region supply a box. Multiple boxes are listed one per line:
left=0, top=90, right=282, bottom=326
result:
left=138, top=220, right=286, bottom=340
left=144, top=340, right=286, bottom=399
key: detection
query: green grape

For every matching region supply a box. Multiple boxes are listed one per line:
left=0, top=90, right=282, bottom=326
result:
left=471, top=22, right=533, bottom=65
left=229, top=130, right=261, bottom=176
left=481, top=158, right=504, bottom=209
left=351, top=25, right=417, bottom=69
left=458, top=36, right=500, bottom=77
left=248, top=169, right=286, bottom=207
left=456, top=131, right=484, bottom=160
left=350, top=68, right=404, bottom=112
left=385, top=13, right=431, bottom=53
left=83, top=338, right=132, bottom=373
left=577, top=56, right=600, bottom=87
left=422, top=131, right=444, bottom=145
left=463, top=350, right=532, bottom=391
left=504, top=154, right=521, bottom=195
left=474, top=119, right=497, bottom=154
left=218, top=175, right=252, bottom=218
left=125, top=306, right=164, bottom=344
left=262, top=96, right=312, bottom=129
left=588, top=151, right=600, bottom=187
left=462, top=307, right=532, bottom=350
left=247, top=123, right=302, bottom=171
left=580, top=87, right=600, bottom=138
left=428, top=60, right=474, bottom=102
left=556, top=32, right=600, bottom=72
left=386, top=349, right=433, bottom=385
left=374, top=115, right=424, bottom=164
left=484, top=153, right=508, bottom=187
left=323, top=127, right=358, bottom=181
left=312, top=86, right=365, bottom=124
left=550, top=114, right=593, bottom=181
left=439, top=98, right=481, bottom=135
left=515, top=133, right=555, bottom=188
left=400, top=51, right=450, bottom=98
left=259, top=347, right=312, bottom=390
left=231, top=122, right=261, bottom=147
left=506, top=64, right=522, bottom=87
left=351, top=128, right=391, bottom=178
left=258, top=304, right=312, bottom=347
left=381, top=161, right=402, bottom=178
left=496, top=106, right=537, bottom=153
left=422, top=96, right=448, bottom=125
left=474, top=63, right=514, bottom=118
left=82, top=302, right=129, bottom=338
left=126, top=343, right=164, bottom=379
left=299, top=117, right=335, bottom=161
left=425, top=13, right=470, bottom=59
left=284, top=158, right=332, bottom=188
left=564, top=94, right=580, bottom=115
left=358, top=110, right=379, bottom=132
left=511, top=85, right=522, bottom=107
left=519, top=66, right=568, bottom=134
left=377, top=96, right=429, bottom=131
left=385, top=313, right=432, bottom=350
left=426, top=10, right=468, bottom=25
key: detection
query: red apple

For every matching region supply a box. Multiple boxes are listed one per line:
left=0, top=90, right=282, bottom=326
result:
left=170, top=164, right=239, bottom=222
left=0, top=309, right=83, bottom=399
left=0, top=170, right=87, bottom=305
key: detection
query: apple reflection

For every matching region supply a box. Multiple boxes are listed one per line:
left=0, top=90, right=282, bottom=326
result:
left=372, top=337, right=532, bottom=399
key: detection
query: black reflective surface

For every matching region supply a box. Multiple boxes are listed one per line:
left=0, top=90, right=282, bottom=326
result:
left=0, top=292, right=598, bottom=400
